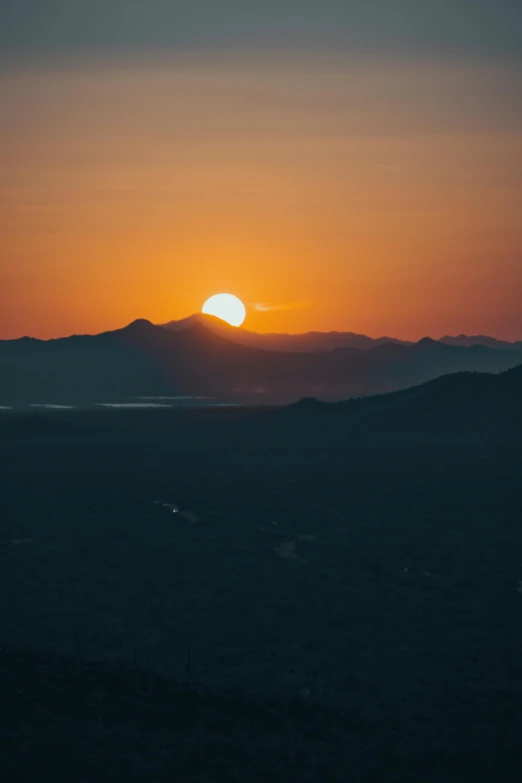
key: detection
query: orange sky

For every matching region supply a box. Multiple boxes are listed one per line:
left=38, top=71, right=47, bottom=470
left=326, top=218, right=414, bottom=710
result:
left=1, top=55, right=521, bottom=340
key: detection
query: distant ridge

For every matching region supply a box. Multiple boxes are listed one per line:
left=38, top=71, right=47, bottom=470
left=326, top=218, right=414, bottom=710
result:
left=439, top=334, right=522, bottom=351
left=160, top=314, right=522, bottom=353
left=1, top=319, right=521, bottom=406
left=160, top=313, right=411, bottom=351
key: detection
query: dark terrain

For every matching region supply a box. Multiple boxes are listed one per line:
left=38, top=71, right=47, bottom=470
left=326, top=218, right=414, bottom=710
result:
left=1, top=367, right=522, bottom=781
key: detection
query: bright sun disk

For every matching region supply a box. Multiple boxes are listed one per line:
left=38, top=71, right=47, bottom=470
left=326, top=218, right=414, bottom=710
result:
left=202, top=294, right=246, bottom=327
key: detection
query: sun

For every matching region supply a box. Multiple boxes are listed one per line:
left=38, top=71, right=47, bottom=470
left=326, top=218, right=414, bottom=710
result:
left=202, top=293, right=246, bottom=327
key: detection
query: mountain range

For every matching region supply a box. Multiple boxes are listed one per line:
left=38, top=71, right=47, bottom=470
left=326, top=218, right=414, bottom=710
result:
left=161, top=314, right=522, bottom=353
left=1, top=317, right=521, bottom=406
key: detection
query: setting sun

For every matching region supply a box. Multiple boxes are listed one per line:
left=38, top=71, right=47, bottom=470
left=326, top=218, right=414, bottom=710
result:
left=202, top=294, right=246, bottom=327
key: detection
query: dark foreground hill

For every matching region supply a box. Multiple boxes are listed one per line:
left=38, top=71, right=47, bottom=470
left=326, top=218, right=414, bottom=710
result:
left=255, top=363, right=522, bottom=440
left=3, top=639, right=520, bottom=783
left=1, top=319, right=521, bottom=406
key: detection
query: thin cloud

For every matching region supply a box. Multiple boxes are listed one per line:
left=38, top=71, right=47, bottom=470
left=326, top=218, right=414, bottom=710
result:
left=250, top=301, right=313, bottom=312
left=377, top=164, right=402, bottom=172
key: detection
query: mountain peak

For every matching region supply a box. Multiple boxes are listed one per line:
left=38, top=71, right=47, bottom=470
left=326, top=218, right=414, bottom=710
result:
left=112, top=319, right=159, bottom=342
left=126, top=318, right=154, bottom=328
left=417, top=337, right=440, bottom=347
left=161, top=313, right=238, bottom=333
left=121, top=318, right=156, bottom=334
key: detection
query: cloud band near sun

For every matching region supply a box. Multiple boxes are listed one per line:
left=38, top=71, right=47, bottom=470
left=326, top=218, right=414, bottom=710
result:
left=250, top=301, right=313, bottom=312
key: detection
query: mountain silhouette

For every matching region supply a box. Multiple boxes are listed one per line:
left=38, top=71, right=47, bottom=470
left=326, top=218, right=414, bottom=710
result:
left=439, top=334, right=522, bottom=351
left=161, top=314, right=522, bottom=353
left=0, top=319, right=176, bottom=405
left=251, top=362, right=522, bottom=441
left=1, top=320, right=521, bottom=406
left=160, top=314, right=411, bottom=351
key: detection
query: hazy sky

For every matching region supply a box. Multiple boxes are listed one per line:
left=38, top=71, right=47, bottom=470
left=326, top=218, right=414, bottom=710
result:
left=1, top=1, right=521, bottom=339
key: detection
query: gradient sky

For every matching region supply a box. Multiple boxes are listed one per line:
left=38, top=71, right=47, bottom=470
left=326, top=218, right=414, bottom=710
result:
left=1, top=1, right=521, bottom=340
